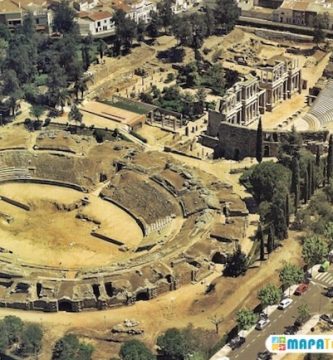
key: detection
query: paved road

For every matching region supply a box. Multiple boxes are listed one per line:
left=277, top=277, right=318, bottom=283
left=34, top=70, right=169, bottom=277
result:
left=313, top=270, right=333, bottom=288
left=228, top=283, right=332, bottom=360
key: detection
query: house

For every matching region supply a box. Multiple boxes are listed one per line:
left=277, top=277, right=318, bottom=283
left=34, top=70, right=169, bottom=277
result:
left=171, top=0, right=200, bottom=14
left=127, top=0, right=156, bottom=23
left=273, top=0, right=333, bottom=29
left=73, top=0, right=99, bottom=11
left=0, top=0, right=51, bottom=32
left=77, top=10, right=115, bottom=37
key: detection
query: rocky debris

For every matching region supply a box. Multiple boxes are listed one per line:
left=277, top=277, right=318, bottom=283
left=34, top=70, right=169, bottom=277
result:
left=112, top=319, right=144, bottom=335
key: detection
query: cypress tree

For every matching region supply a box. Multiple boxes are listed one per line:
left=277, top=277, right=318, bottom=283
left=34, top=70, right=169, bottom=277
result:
left=285, top=193, right=290, bottom=227
left=304, top=168, right=309, bottom=204
left=323, top=161, right=327, bottom=187
left=307, top=161, right=312, bottom=199
left=267, top=225, right=275, bottom=254
left=327, top=134, right=333, bottom=182
left=316, top=145, right=320, bottom=167
left=257, top=224, right=265, bottom=261
left=256, top=118, right=263, bottom=163
left=291, top=155, right=300, bottom=214
left=311, top=160, right=315, bottom=195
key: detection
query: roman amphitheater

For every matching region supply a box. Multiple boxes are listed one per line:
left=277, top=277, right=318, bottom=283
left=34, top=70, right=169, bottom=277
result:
left=0, top=125, right=249, bottom=312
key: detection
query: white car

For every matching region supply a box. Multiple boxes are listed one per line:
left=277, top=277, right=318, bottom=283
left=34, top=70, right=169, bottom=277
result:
left=256, top=318, right=270, bottom=330
left=278, top=298, right=293, bottom=309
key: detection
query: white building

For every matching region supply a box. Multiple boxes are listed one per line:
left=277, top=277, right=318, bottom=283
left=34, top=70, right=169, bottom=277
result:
left=73, top=0, right=99, bottom=12
left=127, top=0, right=156, bottom=23
left=77, top=10, right=115, bottom=37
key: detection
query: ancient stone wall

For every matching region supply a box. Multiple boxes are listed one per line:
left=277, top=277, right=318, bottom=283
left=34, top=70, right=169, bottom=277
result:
left=217, top=121, right=328, bottom=160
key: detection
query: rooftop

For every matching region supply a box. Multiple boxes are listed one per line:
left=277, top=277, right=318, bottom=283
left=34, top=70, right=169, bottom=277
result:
left=79, top=9, right=113, bottom=20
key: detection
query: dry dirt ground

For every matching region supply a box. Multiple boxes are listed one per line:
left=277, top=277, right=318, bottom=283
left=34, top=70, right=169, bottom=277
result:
left=0, top=232, right=302, bottom=360
left=0, top=183, right=144, bottom=268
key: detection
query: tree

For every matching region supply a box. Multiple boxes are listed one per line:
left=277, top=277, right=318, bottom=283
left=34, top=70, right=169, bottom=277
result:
left=81, top=45, right=91, bottom=71
left=291, top=154, right=301, bottom=213
left=267, top=225, right=275, bottom=254
left=205, top=63, right=225, bottom=96
left=302, top=235, right=328, bottom=268
left=242, top=161, right=291, bottom=203
left=20, top=323, right=43, bottom=356
left=279, top=263, right=303, bottom=292
left=157, top=328, right=188, bottom=360
left=257, top=223, right=265, bottom=261
left=47, top=62, right=67, bottom=107
left=204, top=7, right=216, bottom=36
left=57, top=88, right=70, bottom=112
left=120, top=340, right=155, bottom=360
left=285, top=193, right=290, bottom=227
left=97, top=40, right=107, bottom=59
left=113, top=10, right=137, bottom=54
left=209, top=314, right=223, bottom=334
left=270, top=190, right=288, bottom=240
left=278, top=125, right=302, bottom=167
left=53, top=0, right=78, bottom=34
left=223, top=245, right=247, bottom=277
left=2, top=69, right=20, bottom=95
left=307, top=160, right=313, bottom=198
left=172, top=16, right=193, bottom=47
left=52, top=334, right=94, bottom=360
left=313, top=15, right=326, bottom=45
left=137, top=20, right=146, bottom=42
left=316, top=146, right=321, bottom=167
left=74, top=79, right=88, bottom=100
left=68, top=105, right=83, bottom=123
left=157, top=0, right=173, bottom=33
left=3, top=316, right=23, bottom=345
left=327, top=135, right=333, bottom=182
left=0, top=322, right=9, bottom=351
left=22, top=12, right=36, bottom=37
left=146, top=11, right=161, bottom=38
left=324, top=222, right=333, bottom=249
left=256, top=118, right=263, bottom=163
left=214, top=0, right=240, bottom=33
left=196, top=87, right=207, bottom=107
left=297, top=303, right=310, bottom=324
left=236, top=308, right=258, bottom=330
left=258, top=284, right=282, bottom=310
left=29, top=105, right=45, bottom=121
left=303, top=167, right=309, bottom=204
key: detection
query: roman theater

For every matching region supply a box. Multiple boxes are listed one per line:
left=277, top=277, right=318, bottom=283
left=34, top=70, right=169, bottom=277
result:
left=0, top=126, right=248, bottom=312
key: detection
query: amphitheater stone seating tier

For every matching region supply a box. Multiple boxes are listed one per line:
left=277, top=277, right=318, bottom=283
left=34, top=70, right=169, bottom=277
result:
left=304, top=80, right=333, bottom=126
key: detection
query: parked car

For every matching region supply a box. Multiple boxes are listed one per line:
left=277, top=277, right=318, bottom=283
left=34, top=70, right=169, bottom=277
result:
left=256, top=318, right=270, bottom=330
left=319, top=260, right=330, bottom=272
left=259, top=312, right=268, bottom=319
left=278, top=298, right=293, bottom=309
left=294, top=283, right=309, bottom=295
left=320, top=314, right=333, bottom=325
left=257, top=350, right=272, bottom=360
left=284, top=325, right=298, bottom=335
left=325, top=288, right=333, bottom=298
left=229, top=336, right=246, bottom=350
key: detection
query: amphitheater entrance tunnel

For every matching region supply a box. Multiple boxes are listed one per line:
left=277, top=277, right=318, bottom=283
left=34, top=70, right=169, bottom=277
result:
left=136, top=291, right=150, bottom=301
left=211, top=251, right=227, bottom=264
left=58, top=299, right=73, bottom=312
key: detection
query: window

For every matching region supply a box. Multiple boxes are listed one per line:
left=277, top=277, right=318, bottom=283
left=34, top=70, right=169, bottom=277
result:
left=97, top=21, right=101, bottom=26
